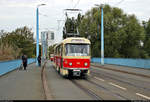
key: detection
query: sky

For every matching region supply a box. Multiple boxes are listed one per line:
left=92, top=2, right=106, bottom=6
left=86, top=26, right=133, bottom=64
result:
left=0, top=0, right=150, bottom=44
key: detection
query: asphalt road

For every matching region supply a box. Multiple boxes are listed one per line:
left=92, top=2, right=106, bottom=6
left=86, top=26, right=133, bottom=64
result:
left=90, top=64, right=150, bottom=100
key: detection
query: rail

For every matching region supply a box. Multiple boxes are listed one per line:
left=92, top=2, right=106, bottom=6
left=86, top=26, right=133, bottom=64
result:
left=70, top=79, right=103, bottom=100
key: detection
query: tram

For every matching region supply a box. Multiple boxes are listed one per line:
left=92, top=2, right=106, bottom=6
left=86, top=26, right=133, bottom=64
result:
left=50, top=54, right=54, bottom=61
left=53, top=37, right=91, bottom=78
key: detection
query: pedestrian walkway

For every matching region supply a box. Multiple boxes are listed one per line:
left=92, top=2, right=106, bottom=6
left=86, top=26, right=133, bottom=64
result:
left=0, top=63, right=44, bottom=100
left=91, top=63, right=150, bottom=78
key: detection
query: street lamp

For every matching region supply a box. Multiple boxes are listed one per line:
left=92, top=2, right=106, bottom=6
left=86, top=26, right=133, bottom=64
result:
left=95, top=4, right=104, bottom=65
left=36, top=3, right=46, bottom=66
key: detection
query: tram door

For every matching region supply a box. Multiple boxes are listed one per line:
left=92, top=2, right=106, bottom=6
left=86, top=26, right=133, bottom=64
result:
left=60, top=45, right=63, bottom=68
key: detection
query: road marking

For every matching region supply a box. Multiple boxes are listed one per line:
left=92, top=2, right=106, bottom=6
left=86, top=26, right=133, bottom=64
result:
left=94, top=77, right=105, bottom=81
left=136, top=93, right=150, bottom=100
left=109, top=82, right=126, bottom=90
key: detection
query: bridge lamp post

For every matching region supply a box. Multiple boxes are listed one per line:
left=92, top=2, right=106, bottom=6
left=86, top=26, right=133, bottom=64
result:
left=36, top=3, right=46, bottom=66
left=95, top=4, right=104, bottom=65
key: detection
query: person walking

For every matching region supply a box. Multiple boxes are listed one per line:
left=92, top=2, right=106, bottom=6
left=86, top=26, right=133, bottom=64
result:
left=22, top=54, right=28, bottom=70
left=37, top=55, right=41, bottom=67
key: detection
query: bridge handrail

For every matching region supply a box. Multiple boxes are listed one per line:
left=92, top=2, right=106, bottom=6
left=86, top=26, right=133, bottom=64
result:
left=91, top=58, right=150, bottom=69
left=0, top=58, right=36, bottom=76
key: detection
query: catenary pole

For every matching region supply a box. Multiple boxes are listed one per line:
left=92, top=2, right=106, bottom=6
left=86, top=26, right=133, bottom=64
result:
left=101, top=6, right=104, bottom=65
left=36, top=7, right=39, bottom=66
left=36, top=4, right=46, bottom=66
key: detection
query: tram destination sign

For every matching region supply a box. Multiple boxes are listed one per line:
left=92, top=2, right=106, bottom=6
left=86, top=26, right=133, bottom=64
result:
left=71, top=39, right=85, bottom=43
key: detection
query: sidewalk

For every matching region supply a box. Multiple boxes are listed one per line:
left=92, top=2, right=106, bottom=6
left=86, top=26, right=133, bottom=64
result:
left=91, top=63, right=150, bottom=78
left=0, top=63, right=44, bottom=100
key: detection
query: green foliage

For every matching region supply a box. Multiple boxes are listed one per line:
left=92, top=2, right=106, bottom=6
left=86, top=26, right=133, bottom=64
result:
left=49, top=44, right=57, bottom=54
left=77, top=4, right=147, bottom=58
left=143, top=19, right=150, bottom=58
left=0, top=26, right=35, bottom=60
left=48, top=44, right=57, bottom=58
left=144, top=38, right=150, bottom=57
left=0, top=42, right=21, bottom=61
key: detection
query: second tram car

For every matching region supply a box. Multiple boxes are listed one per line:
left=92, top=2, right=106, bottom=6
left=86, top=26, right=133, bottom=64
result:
left=50, top=54, right=54, bottom=61
left=53, top=37, right=91, bottom=78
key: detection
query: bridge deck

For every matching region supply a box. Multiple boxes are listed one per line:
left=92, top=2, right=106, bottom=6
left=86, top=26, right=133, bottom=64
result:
left=0, top=63, right=44, bottom=100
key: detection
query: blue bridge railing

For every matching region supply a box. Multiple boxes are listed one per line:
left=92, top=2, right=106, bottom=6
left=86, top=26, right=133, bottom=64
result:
left=91, top=58, right=150, bottom=69
left=0, top=58, right=35, bottom=76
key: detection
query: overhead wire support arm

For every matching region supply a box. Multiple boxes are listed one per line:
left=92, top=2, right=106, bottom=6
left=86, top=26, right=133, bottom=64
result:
left=64, top=9, right=82, bottom=11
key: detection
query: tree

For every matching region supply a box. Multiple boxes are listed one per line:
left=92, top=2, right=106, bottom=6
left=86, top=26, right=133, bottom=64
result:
left=143, top=19, right=150, bottom=57
left=78, top=4, right=146, bottom=58
left=0, top=26, right=35, bottom=60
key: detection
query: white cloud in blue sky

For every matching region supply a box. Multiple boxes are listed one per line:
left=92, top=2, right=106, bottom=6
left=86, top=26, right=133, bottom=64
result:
left=0, top=0, right=150, bottom=44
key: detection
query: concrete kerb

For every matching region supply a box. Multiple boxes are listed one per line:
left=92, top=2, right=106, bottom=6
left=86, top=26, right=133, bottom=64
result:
left=41, top=60, right=53, bottom=100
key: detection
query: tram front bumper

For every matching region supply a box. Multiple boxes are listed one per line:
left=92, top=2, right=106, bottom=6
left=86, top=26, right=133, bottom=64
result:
left=64, top=68, right=89, bottom=76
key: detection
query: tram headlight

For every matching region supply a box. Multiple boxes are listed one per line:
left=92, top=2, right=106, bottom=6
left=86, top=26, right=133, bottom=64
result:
left=84, top=62, right=88, bottom=66
left=69, top=62, right=72, bottom=66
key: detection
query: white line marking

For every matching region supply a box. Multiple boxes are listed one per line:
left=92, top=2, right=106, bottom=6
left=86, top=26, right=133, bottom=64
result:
left=109, top=82, right=126, bottom=90
left=136, top=93, right=150, bottom=100
left=94, top=77, right=105, bottom=81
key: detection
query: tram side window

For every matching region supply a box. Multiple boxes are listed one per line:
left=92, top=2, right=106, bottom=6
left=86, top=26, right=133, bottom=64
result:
left=56, top=47, right=59, bottom=56
left=57, top=45, right=62, bottom=56
left=61, top=45, right=63, bottom=56
left=65, top=45, right=68, bottom=55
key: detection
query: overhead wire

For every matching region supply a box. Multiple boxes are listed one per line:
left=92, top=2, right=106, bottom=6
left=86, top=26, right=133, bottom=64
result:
left=59, top=0, right=81, bottom=31
left=114, top=0, right=125, bottom=6
left=57, top=0, right=72, bottom=31
left=73, top=0, right=80, bottom=9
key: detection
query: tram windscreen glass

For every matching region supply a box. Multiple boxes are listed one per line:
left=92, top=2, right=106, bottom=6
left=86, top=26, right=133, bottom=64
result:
left=65, top=44, right=90, bottom=56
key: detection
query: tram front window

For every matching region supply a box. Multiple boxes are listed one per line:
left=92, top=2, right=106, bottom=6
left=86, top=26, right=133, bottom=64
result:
left=65, top=44, right=90, bottom=56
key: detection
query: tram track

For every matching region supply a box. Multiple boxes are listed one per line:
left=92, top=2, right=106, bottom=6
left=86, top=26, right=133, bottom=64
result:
left=85, top=79, right=129, bottom=100
left=70, top=77, right=129, bottom=100
left=91, top=69, right=150, bottom=92
left=70, top=78, right=103, bottom=100
left=89, top=69, right=150, bottom=100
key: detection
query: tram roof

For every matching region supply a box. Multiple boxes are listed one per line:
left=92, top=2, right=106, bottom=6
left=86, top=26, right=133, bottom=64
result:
left=62, top=37, right=91, bottom=44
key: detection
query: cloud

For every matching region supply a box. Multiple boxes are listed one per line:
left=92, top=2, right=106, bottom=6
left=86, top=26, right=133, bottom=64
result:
left=0, top=0, right=150, bottom=43
left=0, top=0, right=48, bottom=8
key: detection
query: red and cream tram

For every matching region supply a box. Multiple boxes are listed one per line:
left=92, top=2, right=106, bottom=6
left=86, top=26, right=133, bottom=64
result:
left=53, top=37, right=91, bottom=77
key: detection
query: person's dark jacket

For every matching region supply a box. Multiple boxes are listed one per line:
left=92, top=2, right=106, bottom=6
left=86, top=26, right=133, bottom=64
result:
left=38, top=56, right=41, bottom=63
left=22, top=55, right=27, bottom=67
